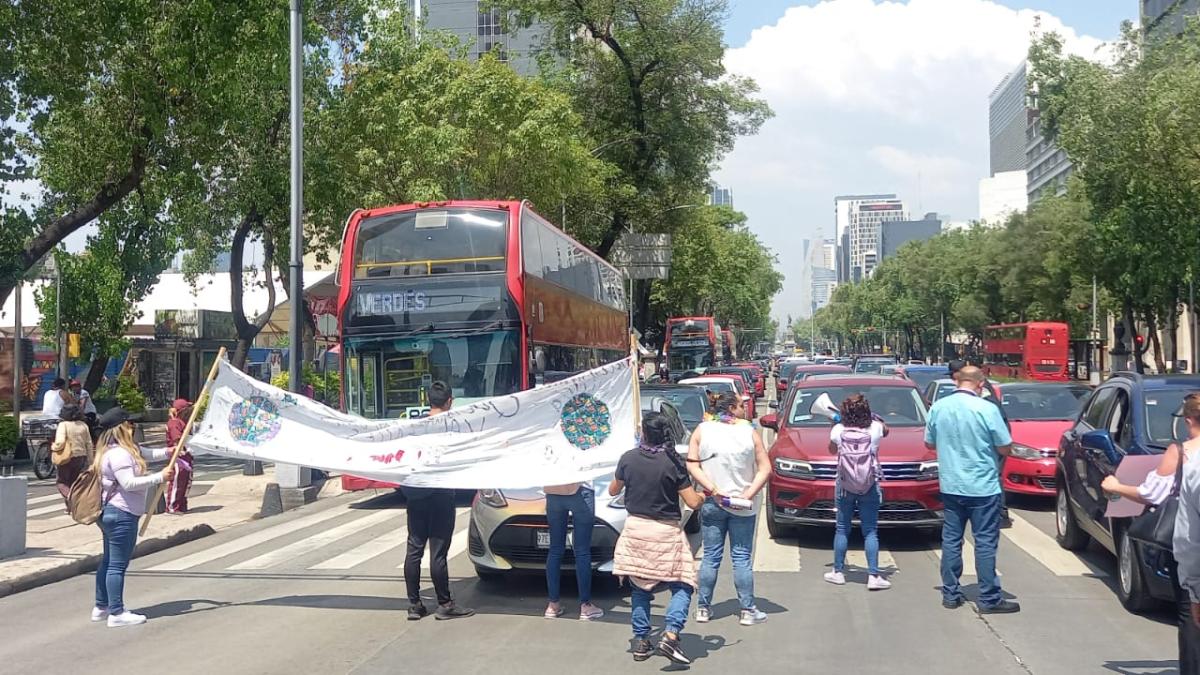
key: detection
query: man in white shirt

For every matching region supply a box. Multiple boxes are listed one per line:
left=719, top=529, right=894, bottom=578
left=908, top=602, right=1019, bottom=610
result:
left=41, top=378, right=71, bottom=417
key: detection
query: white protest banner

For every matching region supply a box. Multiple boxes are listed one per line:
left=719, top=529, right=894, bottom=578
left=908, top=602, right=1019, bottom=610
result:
left=188, top=357, right=638, bottom=489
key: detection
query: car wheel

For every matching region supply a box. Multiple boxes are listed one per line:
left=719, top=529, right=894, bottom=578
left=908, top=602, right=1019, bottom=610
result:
left=1055, top=480, right=1089, bottom=551
left=473, top=565, right=505, bottom=584
left=1116, top=528, right=1158, bottom=613
left=765, top=502, right=794, bottom=539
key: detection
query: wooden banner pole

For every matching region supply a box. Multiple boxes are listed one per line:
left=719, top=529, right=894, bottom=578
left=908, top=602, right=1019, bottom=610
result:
left=139, top=346, right=227, bottom=536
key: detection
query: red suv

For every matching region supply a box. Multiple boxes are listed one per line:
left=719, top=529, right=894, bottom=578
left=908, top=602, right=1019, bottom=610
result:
left=759, top=376, right=941, bottom=537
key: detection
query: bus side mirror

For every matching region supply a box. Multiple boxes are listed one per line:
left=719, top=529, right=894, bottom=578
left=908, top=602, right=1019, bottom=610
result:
left=532, top=348, right=547, bottom=374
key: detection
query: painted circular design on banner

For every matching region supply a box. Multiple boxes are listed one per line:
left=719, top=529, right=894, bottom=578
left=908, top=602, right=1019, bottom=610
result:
left=560, top=394, right=611, bottom=450
left=228, top=396, right=282, bottom=446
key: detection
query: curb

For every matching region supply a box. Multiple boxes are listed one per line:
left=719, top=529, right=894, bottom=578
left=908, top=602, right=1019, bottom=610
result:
left=0, top=523, right=216, bottom=600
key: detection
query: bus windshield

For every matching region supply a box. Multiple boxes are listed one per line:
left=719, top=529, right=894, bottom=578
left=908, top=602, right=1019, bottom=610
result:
left=344, top=330, right=521, bottom=418
left=354, top=208, right=508, bottom=279
left=669, top=346, right=714, bottom=371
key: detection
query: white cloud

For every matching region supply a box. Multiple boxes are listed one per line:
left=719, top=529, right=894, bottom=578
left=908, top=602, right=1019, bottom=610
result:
left=716, top=0, right=1110, bottom=322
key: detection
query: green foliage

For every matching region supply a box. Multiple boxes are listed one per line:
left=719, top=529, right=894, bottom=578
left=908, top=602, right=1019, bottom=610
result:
left=0, top=414, right=17, bottom=454
left=115, top=376, right=147, bottom=414
left=270, top=366, right=340, bottom=402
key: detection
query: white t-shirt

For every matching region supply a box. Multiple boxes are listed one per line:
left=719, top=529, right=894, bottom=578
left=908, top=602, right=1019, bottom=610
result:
left=697, top=420, right=758, bottom=516
left=829, top=421, right=886, bottom=456
left=42, top=389, right=65, bottom=417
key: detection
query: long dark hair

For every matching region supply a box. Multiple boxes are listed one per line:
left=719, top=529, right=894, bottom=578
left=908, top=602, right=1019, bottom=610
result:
left=841, top=394, right=872, bottom=429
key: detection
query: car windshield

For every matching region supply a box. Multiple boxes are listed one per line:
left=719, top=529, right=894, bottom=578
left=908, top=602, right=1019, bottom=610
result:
left=854, top=360, right=890, bottom=374
left=1145, top=388, right=1197, bottom=446
left=779, top=363, right=802, bottom=379
left=642, top=389, right=707, bottom=427
left=789, top=385, right=927, bottom=427
left=905, top=368, right=947, bottom=391
left=681, top=380, right=736, bottom=399
left=999, top=384, right=1091, bottom=421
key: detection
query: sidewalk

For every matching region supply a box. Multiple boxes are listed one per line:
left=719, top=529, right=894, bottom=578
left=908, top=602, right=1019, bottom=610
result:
left=0, top=468, right=345, bottom=598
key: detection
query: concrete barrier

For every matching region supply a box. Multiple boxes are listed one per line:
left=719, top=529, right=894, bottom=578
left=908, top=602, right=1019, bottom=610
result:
left=0, top=476, right=28, bottom=558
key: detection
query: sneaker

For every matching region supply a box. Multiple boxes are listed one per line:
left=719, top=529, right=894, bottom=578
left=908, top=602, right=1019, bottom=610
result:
left=632, top=638, right=654, bottom=662
left=867, top=575, right=892, bottom=591
left=106, top=611, right=146, bottom=628
left=823, top=570, right=846, bottom=585
left=695, top=607, right=711, bottom=623
left=977, top=599, right=1021, bottom=615
left=544, top=603, right=564, bottom=619
left=91, top=607, right=108, bottom=622
left=407, top=604, right=428, bottom=621
left=435, top=602, right=475, bottom=620
left=739, top=607, right=768, bottom=626
left=579, top=603, right=604, bottom=621
left=657, top=634, right=691, bottom=665
left=942, top=597, right=965, bottom=609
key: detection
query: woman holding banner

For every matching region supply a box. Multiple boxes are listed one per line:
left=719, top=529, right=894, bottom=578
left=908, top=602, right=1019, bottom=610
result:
left=92, top=407, right=174, bottom=628
left=610, top=412, right=705, bottom=665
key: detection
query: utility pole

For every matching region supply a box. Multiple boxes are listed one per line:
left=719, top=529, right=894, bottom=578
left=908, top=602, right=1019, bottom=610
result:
left=413, top=0, right=421, bottom=37
left=12, top=281, right=22, bottom=431
left=55, top=261, right=67, bottom=381
left=940, top=312, right=946, bottom=364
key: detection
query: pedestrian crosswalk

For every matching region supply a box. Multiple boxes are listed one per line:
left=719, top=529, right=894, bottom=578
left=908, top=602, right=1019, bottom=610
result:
left=137, top=494, right=1114, bottom=591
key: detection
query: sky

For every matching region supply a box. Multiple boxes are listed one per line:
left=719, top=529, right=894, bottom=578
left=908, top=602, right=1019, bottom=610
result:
left=717, top=0, right=1136, bottom=325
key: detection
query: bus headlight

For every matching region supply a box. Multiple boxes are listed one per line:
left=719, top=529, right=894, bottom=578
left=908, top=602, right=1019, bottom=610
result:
left=477, top=489, right=507, bottom=509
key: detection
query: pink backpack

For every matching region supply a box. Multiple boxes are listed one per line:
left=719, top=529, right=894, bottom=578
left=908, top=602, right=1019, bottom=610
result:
left=836, top=427, right=880, bottom=495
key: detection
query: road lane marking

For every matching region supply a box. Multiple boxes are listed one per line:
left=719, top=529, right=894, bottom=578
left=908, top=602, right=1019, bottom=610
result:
left=845, top=549, right=897, bottom=572
left=310, top=526, right=409, bottom=570
left=27, top=503, right=67, bottom=517
left=230, top=510, right=399, bottom=571
left=1004, top=513, right=1108, bottom=577
left=28, top=494, right=62, bottom=506
left=934, top=536, right=977, bottom=577
left=419, top=526, right=470, bottom=570
left=147, top=505, right=356, bottom=571
left=752, top=506, right=802, bottom=572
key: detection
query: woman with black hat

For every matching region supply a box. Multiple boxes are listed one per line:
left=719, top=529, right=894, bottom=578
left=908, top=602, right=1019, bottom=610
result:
left=91, top=407, right=174, bottom=628
left=50, top=402, right=92, bottom=503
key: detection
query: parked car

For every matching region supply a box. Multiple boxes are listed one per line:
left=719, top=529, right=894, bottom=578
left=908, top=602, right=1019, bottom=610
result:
left=734, top=362, right=768, bottom=397
left=640, top=383, right=711, bottom=431
left=999, top=382, right=1091, bottom=496
left=923, top=378, right=958, bottom=406
left=468, top=396, right=697, bottom=581
left=898, top=364, right=950, bottom=392
left=679, top=375, right=754, bottom=418
left=759, top=376, right=940, bottom=537
left=1056, top=372, right=1200, bottom=611
left=776, top=363, right=852, bottom=399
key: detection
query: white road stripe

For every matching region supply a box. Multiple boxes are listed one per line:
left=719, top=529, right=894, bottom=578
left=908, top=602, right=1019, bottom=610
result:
left=420, top=527, right=470, bottom=570
left=147, top=505, right=355, bottom=571
left=933, top=534, right=977, bottom=577
left=751, top=505, right=802, bottom=572
left=845, top=549, right=898, bottom=572
left=27, top=503, right=67, bottom=518
left=310, top=526, right=409, bottom=570
left=28, top=494, right=62, bottom=506
left=1004, top=513, right=1108, bottom=577
left=230, top=510, right=399, bottom=571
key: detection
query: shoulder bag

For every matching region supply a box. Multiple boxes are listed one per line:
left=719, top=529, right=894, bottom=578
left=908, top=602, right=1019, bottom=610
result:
left=1127, top=446, right=1185, bottom=550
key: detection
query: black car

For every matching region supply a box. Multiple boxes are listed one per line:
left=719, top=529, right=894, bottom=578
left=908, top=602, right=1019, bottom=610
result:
left=641, top=383, right=711, bottom=432
left=1056, top=372, right=1199, bottom=612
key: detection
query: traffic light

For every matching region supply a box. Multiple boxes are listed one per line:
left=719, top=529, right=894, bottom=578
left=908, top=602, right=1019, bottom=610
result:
left=1134, top=334, right=1145, bottom=350
left=68, top=333, right=81, bottom=358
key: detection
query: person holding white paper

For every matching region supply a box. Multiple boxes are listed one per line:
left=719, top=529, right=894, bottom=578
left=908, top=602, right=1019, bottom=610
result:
left=1166, top=393, right=1200, bottom=674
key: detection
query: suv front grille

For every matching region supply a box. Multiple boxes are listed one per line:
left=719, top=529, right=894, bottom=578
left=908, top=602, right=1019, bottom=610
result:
left=799, top=499, right=938, bottom=523
left=808, top=462, right=926, bottom=481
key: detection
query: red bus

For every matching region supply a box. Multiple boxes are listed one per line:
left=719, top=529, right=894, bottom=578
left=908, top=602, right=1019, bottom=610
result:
left=665, top=317, right=720, bottom=374
left=982, top=322, right=1069, bottom=381
left=336, top=200, right=628, bottom=488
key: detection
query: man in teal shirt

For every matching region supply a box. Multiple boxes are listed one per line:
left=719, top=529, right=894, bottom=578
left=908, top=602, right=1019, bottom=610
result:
left=925, top=366, right=1017, bottom=613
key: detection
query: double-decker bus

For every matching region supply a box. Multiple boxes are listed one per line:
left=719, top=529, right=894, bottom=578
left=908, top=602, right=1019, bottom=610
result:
left=665, top=316, right=720, bottom=374
left=336, top=200, right=628, bottom=488
left=982, top=322, right=1069, bottom=381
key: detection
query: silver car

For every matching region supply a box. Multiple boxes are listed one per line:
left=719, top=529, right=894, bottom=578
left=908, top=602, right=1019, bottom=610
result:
left=468, top=397, right=699, bottom=580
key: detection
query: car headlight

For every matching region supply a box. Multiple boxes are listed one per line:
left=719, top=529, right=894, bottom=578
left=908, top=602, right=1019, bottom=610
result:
left=608, top=489, right=626, bottom=509
left=1009, top=444, right=1047, bottom=460
left=918, top=461, right=939, bottom=481
left=477, top=489, right=507, bottom=509
left=774, top=458, right=815, bottom=480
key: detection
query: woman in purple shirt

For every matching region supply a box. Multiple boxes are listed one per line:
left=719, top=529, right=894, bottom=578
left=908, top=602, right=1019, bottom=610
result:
left=92, top=407, right=173, bottom=627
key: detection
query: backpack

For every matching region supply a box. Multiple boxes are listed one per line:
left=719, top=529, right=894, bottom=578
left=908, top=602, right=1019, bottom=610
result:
left=67, top=459, right=113, bottom=526
left=836, top=426, right=879, bottom=495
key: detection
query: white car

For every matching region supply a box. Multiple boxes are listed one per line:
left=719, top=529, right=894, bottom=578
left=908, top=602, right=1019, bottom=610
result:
left=468, top=397, right=698, bottom=580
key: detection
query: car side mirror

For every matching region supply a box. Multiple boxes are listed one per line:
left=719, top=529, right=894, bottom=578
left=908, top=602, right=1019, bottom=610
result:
left=759, top=413, right=778, bottom=431
left=1080, top=429, right=1121, bottom=465
left=768, top=400, right=779, bottom=410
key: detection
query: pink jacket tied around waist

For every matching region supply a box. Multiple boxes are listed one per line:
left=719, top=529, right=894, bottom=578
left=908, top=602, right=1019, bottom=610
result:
left=612, top=515, right=697, bottom=591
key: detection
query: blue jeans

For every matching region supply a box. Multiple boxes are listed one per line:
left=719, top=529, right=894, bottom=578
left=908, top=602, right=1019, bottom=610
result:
left=833, top=486, right=882, bottom=575
left=631, top=582, right=693, bottom=639
left=698, top=498, right=757, bottom=610
left=96, top=504, right=139, bottom=615
left=940, top=492, right=1003, bottom=607
left=545, top=487, right=595, bottom=604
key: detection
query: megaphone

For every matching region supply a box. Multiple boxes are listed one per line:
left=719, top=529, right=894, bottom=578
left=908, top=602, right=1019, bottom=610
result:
left=809, top=392, right=840, bottom=421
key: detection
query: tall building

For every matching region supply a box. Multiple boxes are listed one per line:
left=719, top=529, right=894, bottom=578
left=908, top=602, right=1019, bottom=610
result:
left=834, top=195, right=906, bottom=282
left=821, top=240, right=836, bottom=271
left=708, top=185, right=733, bottom=207
left=978, top=170, right=1028, bottom=225
left=988, top=63, right=1028, bottom=175
left=807, top=239, right=836, bottom=313
left=1143, top=0, right=1200, bottom=39
left=879, top=213, right=942, bottom=260
left=422, top=0, right=547, bottom=76
left=1026, top=106, right=1073, bottom=203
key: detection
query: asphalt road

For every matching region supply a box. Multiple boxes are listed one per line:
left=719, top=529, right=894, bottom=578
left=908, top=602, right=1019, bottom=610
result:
left=0, top=393, right=1180, bottom=674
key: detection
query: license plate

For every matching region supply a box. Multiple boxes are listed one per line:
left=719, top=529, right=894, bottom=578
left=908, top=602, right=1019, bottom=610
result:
left=536, top=530, right=572, bottom=548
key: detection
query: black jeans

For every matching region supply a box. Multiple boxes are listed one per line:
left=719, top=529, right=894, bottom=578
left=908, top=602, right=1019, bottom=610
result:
left=1172, top=560, right=1200, bottom=674
left=404, top=488, right=456, bottom=606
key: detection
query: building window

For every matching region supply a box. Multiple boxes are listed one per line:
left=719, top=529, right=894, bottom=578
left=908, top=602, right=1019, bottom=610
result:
left=477, top=6, right=506, bottom=61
